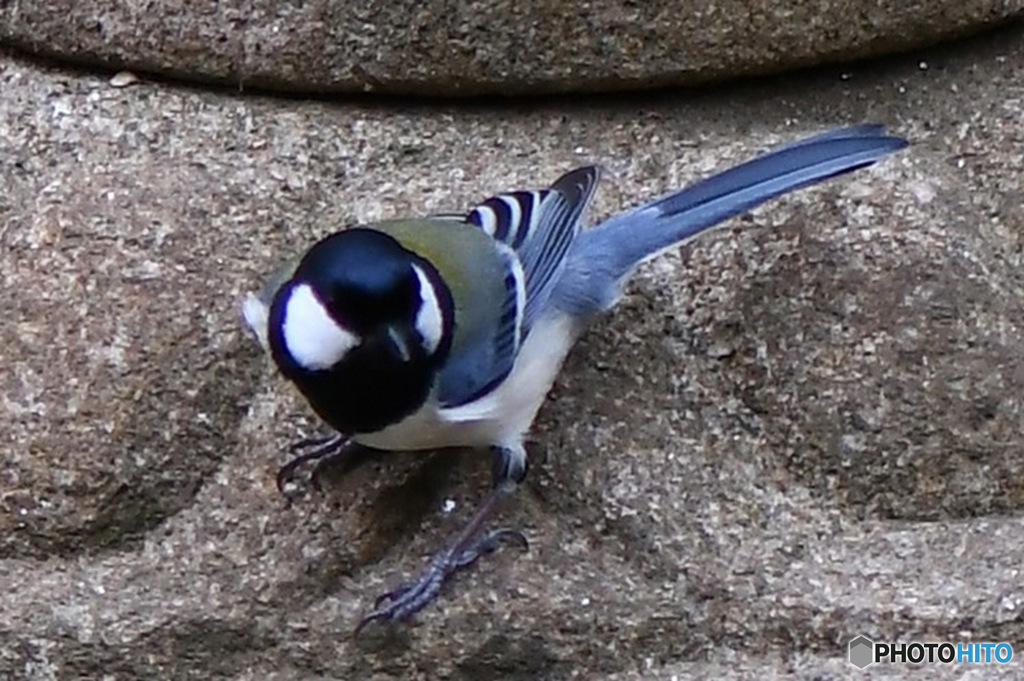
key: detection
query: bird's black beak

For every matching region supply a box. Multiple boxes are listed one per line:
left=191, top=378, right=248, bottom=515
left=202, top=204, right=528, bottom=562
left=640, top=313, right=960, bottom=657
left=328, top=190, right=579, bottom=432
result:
left=374, top=325, right=411, bottom=363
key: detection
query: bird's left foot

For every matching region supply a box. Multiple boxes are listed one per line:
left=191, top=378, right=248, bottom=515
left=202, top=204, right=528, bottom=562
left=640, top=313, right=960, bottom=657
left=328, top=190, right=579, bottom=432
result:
left=354, top=526, right=527, bottom=634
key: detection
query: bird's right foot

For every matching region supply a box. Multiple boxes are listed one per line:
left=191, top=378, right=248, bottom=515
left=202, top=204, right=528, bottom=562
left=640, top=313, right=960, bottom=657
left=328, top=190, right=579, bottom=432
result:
left=277, top=434, right=375, bottom=498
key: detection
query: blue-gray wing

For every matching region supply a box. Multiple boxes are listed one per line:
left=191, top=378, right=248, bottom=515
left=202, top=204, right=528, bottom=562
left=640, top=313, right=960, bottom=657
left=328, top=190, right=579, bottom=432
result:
left=431, top=167, right=600, bottom=406
left=435, top=241, right=525, bottom=407
left=457, top=167, right=600, bottom=329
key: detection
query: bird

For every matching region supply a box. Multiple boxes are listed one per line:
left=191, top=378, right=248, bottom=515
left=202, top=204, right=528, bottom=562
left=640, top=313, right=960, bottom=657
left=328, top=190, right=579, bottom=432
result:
left=242, top=124, right=907, bottom=631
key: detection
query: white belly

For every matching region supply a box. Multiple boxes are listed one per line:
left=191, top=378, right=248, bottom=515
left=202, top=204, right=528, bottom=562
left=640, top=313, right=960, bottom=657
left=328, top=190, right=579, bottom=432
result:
left=354, top=313, right=580, bottom=451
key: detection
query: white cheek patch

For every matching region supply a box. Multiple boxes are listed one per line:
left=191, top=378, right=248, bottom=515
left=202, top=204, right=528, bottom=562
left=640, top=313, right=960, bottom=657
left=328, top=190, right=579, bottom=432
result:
left=411, top=265, right=445, bottom=355
left=282, top=284, right=360, bottom=371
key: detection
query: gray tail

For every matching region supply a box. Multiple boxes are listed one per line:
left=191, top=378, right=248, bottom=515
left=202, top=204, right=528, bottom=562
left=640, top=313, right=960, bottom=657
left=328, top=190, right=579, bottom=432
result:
left=575, top=125, right=906, bottom=285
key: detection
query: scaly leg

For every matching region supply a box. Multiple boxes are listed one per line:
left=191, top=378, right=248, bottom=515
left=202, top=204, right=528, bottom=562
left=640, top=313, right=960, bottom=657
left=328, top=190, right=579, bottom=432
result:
left=354, top=444, right=529, bottom=633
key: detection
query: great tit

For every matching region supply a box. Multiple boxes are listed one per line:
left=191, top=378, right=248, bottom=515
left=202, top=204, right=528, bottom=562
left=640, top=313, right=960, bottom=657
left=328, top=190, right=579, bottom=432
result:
left=243, top=125, right=906, bottom=630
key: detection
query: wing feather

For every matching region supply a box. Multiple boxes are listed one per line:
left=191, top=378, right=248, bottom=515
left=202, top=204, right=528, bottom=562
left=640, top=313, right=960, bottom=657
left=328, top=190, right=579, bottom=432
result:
left=425, top=167, right=601, bottom=405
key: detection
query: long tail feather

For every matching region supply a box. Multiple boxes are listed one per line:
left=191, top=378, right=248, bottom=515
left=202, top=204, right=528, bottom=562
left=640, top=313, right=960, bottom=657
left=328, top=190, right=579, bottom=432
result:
left=559, top=125, right=906, bottom=313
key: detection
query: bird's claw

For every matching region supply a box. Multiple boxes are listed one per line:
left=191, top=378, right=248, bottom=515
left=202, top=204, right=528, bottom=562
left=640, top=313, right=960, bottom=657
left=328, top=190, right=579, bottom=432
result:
left=373, top=583, right=415, bottom=610
left=354, top=526, right=528, bottom=635
left=453, top=527, right=528, bottom=568
left=276, top=433, right=361, bottom=500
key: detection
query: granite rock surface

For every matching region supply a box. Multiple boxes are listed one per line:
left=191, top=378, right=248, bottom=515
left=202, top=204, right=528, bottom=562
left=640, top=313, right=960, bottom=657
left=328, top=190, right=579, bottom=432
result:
left=2, top=21, right=1024, bottom=680
left=1, top=0, right=1022, bottom=95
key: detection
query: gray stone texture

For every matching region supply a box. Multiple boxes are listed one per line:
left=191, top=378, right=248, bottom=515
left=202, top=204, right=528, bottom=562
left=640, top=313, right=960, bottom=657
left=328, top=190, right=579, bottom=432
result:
left=3, top=18, right=1024, bottom=680
left=0, top=0, right=1021, bottom=95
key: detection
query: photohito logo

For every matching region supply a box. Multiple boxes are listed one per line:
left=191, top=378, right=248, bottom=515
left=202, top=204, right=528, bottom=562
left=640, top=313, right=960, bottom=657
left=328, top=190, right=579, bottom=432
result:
left=849, top=635, right=1014, bottom=668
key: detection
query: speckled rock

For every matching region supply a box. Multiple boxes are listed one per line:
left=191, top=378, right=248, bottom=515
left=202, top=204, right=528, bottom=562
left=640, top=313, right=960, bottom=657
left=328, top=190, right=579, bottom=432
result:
left=3, top=21, right=1024, bottom=681
left=0, top=1, right=1022, bottom=95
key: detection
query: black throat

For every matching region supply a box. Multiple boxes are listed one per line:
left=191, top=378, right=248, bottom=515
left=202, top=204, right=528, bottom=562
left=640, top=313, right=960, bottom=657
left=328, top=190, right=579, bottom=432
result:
left=289, top=340, right=437, bottom=435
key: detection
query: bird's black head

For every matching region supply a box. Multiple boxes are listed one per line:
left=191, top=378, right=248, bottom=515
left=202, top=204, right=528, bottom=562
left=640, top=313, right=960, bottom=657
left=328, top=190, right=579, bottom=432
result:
left=267, top=228, right=454, bottom=434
